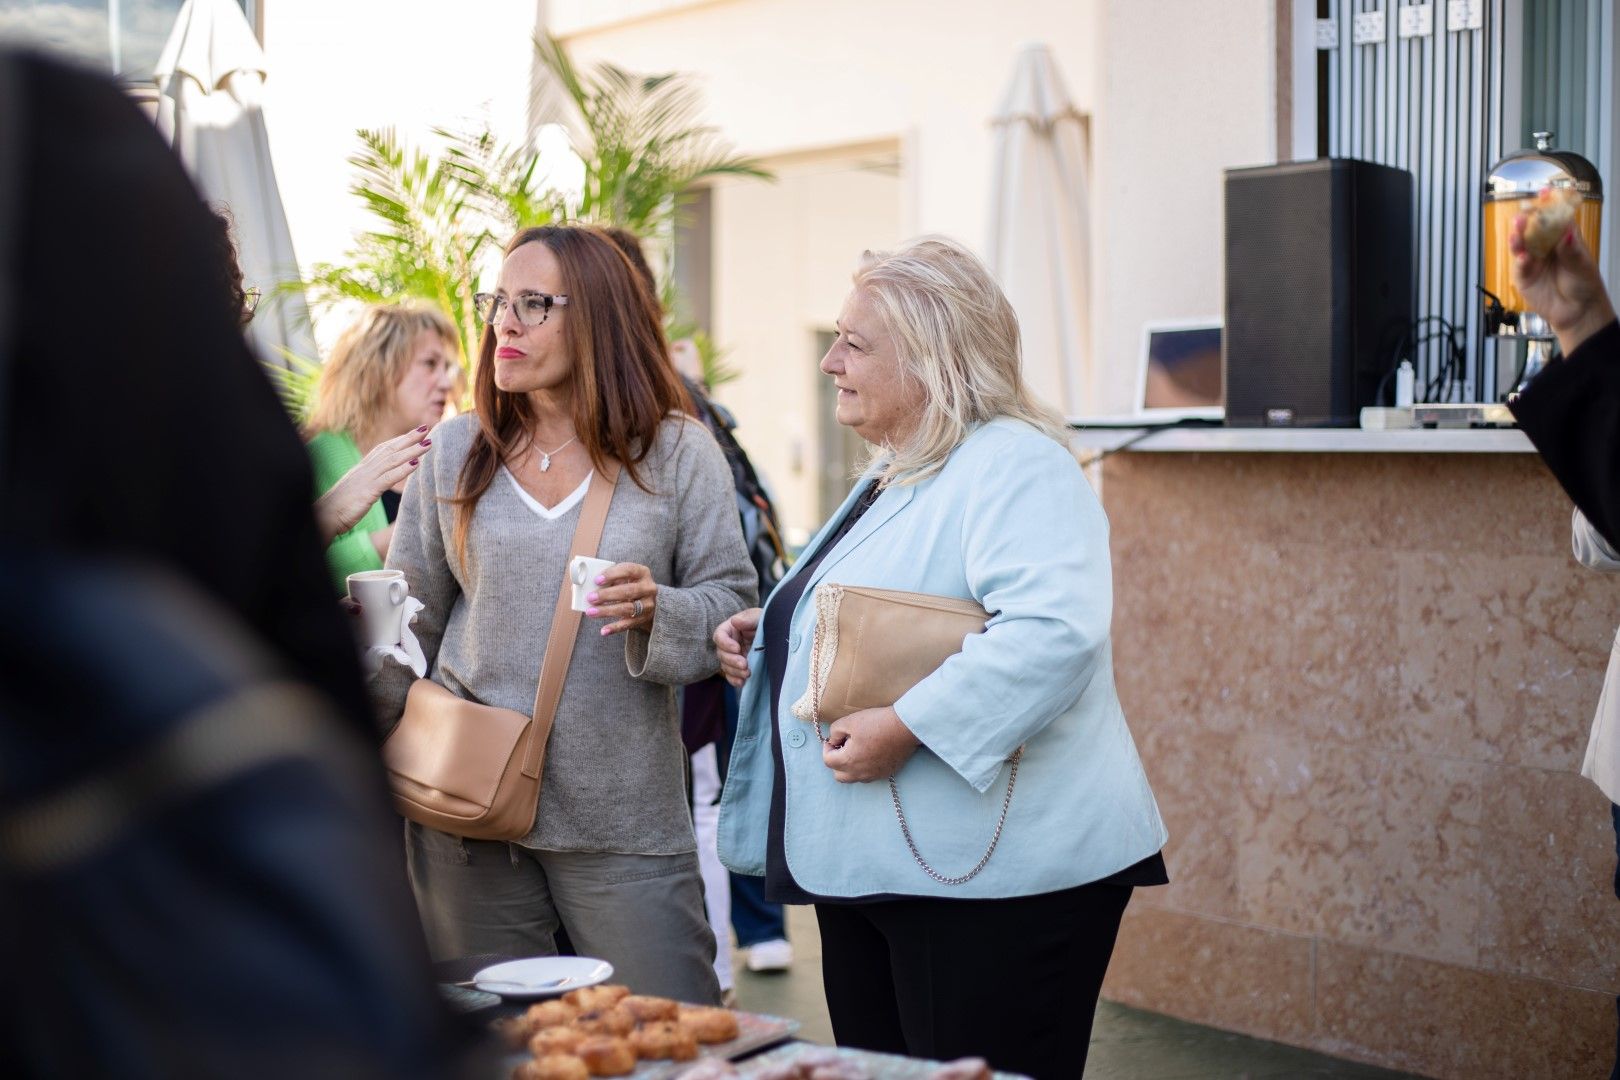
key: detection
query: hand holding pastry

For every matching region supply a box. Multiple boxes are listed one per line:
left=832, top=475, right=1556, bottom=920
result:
left=1510, top=199, right=1616, bottom=357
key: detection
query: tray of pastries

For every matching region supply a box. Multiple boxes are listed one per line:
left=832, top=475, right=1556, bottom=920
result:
left=493, top=982, right=798, bottom=1079
left=667, top=1043, right=1029, bottom=1080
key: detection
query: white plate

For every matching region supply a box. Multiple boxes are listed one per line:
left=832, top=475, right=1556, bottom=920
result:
left=471, top=956, right=614, bottom=1000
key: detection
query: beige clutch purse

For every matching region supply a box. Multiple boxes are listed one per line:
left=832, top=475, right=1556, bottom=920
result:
left=789, top=583, right=1023, bottom=887
left=790, top=584, right=990, bottom=726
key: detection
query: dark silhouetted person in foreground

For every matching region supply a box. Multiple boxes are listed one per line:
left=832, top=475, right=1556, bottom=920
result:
left=0, top=50, right=470, bottom=1079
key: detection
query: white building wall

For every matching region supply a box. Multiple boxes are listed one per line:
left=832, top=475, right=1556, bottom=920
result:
left=250, top=0, right=1284, bottom=470
left=556, top=0, right=1103, bottom=267
left=558, top=0, right=1283, bottom=421
left=1091, top=0, right=1278, bottom=412
left=709, top=150, right=903, bottom=541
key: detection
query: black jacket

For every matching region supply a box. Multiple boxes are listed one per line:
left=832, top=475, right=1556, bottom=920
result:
left=1509, top=320, right=1620, bottom=549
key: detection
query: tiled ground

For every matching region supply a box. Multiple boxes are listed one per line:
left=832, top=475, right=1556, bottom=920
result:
left=730, top=906, right=1422, bottom=1080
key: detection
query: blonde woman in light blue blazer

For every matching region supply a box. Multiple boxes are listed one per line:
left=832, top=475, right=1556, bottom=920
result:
left=713, top=237, right=1167, bottom=1080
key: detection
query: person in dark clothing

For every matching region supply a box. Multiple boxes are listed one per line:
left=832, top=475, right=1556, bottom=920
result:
left=0, top=52, right=369, bottom=736
left=1506, top=216, right=1620, bottom=541
left=1505, top=209, right=1620, bottom=1080
left=0, top=49, right=469, bottom=1079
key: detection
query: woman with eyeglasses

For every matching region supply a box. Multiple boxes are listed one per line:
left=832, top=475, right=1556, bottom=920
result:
left=368, top=225, right=756, bottom=1003
left=303, top=303, right=460, bottom=592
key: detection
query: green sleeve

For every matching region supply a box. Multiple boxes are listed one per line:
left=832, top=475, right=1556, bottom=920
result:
left=307, top=430, right=388, bottom=593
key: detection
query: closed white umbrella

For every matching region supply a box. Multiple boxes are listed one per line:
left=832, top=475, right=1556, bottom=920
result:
left=153, top=0, right=316, bottom=369
left=988, top=44, right=1091, bottom=417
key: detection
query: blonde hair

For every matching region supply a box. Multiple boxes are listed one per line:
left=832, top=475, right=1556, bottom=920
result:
left=306, top=303, right=460, bottom=439
left=851, top=236, right=1068, bottom=486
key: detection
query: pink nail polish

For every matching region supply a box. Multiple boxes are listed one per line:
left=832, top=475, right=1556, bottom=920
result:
left=421, top=438, right=431, bottom=446
left=586, top=607, right=599, bottom=616
left=409, top=458, right=419, bottom=466
left=600, top=626, right=612, bottom=636
left=417, top=425, right=429, bottom=432
left=595, top=575, right=605, bottom=585
left=587, top=593, right=598, bottom=603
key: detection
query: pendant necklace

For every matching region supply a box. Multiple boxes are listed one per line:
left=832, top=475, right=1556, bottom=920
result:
left=536, top=435, right=577, bottom=472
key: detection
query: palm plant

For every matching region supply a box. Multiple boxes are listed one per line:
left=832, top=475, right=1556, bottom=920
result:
left=299, top=127, right=560, bottom=367
left=272, top=36, right=768, bottom=421
left=533, top=32, right=771, bottom=235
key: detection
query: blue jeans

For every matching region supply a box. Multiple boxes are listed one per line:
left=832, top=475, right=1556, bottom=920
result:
left=730, top=870, right=787, bottom=947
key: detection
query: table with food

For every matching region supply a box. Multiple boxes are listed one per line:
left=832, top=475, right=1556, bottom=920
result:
left=441, top=956, right=1026, bottom=1080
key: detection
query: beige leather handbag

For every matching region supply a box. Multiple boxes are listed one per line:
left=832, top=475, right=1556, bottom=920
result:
left=381, top=463, right=618, bottom=841
left=790, top=583, right=1022, bottom=886
left=790, top=584, right=990, bottom=726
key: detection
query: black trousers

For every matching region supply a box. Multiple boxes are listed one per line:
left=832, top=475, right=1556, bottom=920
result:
left=815, top=881, right=1133, bottom=1080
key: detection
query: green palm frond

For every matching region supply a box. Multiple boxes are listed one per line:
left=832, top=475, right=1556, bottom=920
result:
left=534, top=32, right=772, bottom=234
left=280, top=37, right=771, bottom=427
left=262, top=347, right=324, bottom=426
left=438, top=126, right=563, bottom=233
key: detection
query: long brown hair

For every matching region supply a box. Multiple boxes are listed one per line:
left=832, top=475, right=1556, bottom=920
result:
left=450, top=225, right=689, bottom=568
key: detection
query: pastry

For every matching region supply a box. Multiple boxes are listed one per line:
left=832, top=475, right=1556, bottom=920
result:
left=629, top=1019, right=699, bottom=1061
left=1523, top=186, right=1581, bottom=259
left=564, top=984, right=631, bottom=1011
left=513, top=1055, right=590, bottom=1080
left=621, top=993, right=680, bottom=1023
left=573, top=1005, right=636, bottom=1037
left=575, top=1035, right=637, bottom=1077
left=493, top=1015, right=538, bottom=1049
left=528, top=1026, right=587, bottom=1057
left=672, top=1060, right=739, bottom=1079
left=748, top=1065, right=801, bottom=1080
left=676, top=1005, right=740, bottom=1044
left=792, top=1050, right=844, bottom=1071
left=523, top=1000, right=580, bottom=1030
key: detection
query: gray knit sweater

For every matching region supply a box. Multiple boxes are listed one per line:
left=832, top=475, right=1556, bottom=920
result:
left=371, top=412, right=756, bottom=853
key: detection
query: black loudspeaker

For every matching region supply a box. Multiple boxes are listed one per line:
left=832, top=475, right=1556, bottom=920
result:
left=1223, top=158, right=1414, bottom=427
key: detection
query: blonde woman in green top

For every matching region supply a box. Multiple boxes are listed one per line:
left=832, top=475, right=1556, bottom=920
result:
left=306, top=303, right=460, bottom=591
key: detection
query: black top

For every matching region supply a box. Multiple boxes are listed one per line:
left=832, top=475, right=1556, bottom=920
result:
left=761, top=481, right=1167, bottom=904
left=0, top=50, right=467, bottom=1078
left=1509, top=319, right=1620, bottom=548
left=380, top=489, right=402, bottom=524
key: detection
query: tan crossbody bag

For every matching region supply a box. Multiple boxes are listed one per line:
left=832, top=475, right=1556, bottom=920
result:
left=789, top=584, right=1022, bottom=886
left=380, top=462, right=619, bottom=841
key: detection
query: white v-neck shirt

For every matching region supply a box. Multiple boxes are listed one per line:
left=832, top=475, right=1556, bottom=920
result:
left=501, top=466, right=592, bottom=521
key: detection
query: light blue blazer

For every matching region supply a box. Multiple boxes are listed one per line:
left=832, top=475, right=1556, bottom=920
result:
left=717, top=418, right=1168, bottom=899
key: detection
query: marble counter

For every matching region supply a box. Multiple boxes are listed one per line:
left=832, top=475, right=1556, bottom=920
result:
left=1094, top=448, right=1620, bottom=1079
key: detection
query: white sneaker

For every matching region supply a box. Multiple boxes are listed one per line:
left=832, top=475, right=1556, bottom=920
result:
left=745, top=938, right=793, bottom=972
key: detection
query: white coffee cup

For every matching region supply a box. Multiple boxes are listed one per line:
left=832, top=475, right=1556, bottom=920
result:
left=347, top=569, right=410, bottom=648
left=569, top=556, right=616, bottom=612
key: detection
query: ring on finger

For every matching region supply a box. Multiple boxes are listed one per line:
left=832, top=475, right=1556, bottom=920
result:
left=632, top=598, right=645, bottom=618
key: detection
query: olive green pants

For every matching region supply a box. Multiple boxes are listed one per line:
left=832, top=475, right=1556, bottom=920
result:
left=404, top=820, right=721, bottom=1005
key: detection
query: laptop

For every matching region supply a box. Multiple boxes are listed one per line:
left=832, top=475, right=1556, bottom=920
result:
left=1070, top=318, right=1225, bottom=426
